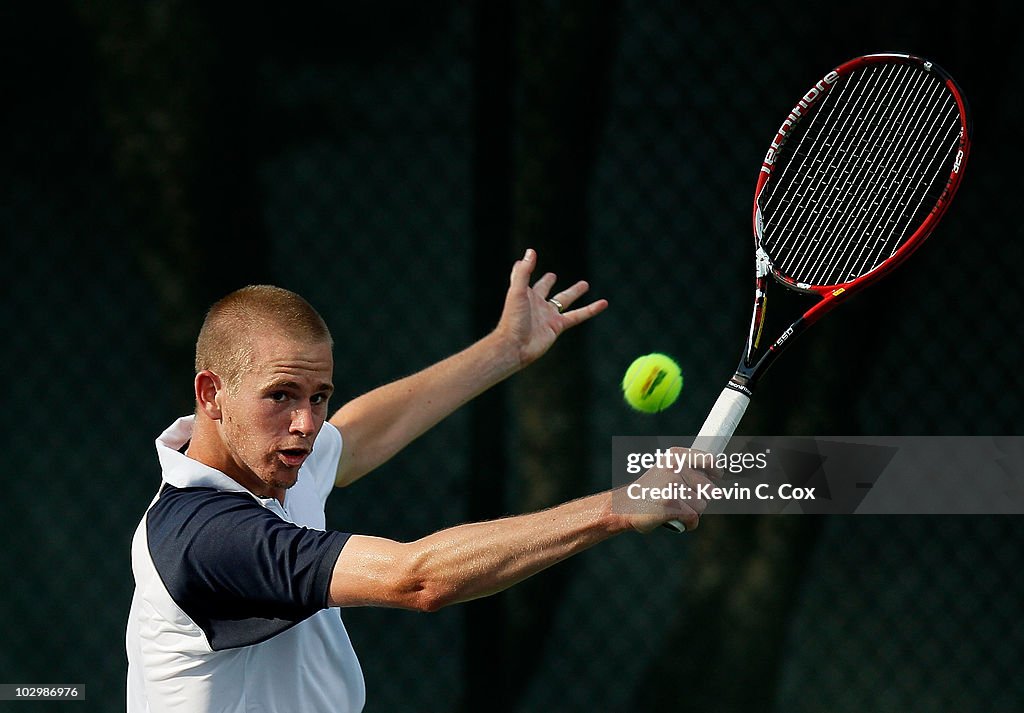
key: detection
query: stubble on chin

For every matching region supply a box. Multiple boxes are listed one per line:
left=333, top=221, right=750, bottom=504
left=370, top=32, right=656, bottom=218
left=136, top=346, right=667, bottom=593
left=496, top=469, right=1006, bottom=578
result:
left=261, top=455, right=302, bottom=491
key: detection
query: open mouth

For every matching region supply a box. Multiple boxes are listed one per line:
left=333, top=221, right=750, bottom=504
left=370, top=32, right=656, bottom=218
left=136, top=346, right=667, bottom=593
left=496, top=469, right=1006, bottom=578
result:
left=278, top=448, right=310, bottom=468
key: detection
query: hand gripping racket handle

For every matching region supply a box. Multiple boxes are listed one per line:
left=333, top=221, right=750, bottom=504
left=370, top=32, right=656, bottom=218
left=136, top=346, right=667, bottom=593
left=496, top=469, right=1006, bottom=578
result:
left=664, top=386, right=751, bottom=532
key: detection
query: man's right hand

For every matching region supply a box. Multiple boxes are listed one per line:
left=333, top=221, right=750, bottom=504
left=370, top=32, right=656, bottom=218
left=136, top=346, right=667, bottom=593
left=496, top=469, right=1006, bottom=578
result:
left=616, top=446, right=721, bottom=533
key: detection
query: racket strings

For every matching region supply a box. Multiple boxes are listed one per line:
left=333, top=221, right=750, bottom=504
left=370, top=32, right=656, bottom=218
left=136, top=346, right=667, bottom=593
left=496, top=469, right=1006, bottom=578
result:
left=785, top=66, right=923, bottom=282
left=788, top=66, right=946, bottom=284
left=760, top=62, right=962, bottom=287
left=766, top=69, right=898, bottom=279
left=767, top=64, right=933, bottom=279
left=777, top=65, right=953, bottom=283
left=813, top=68, right=957, bottom=284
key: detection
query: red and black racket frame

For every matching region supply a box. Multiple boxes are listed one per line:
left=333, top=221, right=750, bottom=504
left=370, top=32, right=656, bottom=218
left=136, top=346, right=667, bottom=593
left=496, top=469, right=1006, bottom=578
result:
left=724, top=53, right=973, bottom=399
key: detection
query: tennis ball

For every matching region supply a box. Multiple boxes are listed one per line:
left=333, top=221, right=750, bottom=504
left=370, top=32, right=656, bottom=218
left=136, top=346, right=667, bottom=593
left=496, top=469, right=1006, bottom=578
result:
left=621, top=353, right=683, bottom=413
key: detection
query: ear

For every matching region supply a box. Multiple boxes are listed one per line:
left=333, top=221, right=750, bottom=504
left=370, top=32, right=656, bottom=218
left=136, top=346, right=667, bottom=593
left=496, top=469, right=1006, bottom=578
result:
left=195, top=370, right=225, bottom=421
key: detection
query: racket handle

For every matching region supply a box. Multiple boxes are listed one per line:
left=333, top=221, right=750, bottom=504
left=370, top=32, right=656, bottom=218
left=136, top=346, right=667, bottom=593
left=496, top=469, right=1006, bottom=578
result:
left=664, top=386, right=751, bottom=533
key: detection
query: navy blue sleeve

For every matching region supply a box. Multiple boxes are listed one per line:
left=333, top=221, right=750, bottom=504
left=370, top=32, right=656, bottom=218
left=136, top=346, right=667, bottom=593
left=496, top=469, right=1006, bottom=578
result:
left=146, top=485, right=350, bottom=650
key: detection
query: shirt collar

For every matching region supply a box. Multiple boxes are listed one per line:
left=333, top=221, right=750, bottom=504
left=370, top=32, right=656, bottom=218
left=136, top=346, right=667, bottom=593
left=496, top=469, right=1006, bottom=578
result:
left=155, top=415, right=250, bottom=494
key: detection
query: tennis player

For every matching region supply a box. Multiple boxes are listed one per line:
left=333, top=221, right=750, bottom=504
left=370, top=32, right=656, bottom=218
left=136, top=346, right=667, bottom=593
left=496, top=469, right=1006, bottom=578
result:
left=126, top=249, right=716, bottom=713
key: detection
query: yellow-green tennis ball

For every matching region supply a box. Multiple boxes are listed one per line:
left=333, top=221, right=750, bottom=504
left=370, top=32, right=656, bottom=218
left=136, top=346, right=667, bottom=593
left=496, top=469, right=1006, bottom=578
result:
left=621, top=353, right=683, bottom=413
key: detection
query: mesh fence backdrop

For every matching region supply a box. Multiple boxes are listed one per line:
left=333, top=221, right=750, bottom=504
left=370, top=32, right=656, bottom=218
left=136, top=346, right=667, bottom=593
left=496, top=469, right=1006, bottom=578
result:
left=3, top=1, right=1022, bottom=711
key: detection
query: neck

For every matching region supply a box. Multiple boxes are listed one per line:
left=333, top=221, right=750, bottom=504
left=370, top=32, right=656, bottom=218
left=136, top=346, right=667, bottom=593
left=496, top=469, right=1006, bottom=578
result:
left=187, top=413, right=285, bottom=502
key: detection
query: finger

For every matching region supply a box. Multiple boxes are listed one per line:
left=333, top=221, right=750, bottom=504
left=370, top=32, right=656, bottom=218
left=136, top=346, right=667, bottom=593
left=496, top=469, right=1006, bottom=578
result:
left=673, top=504, right=702, bottom=532
left=532, top=271, right=557, bottom=298
left=549, top=279, right=591, bottom=310
left=695, top=453, right=725, bottom=481
left=510, top=248, right=536, bottom=289
left=557, top=298, right=609, bottom=329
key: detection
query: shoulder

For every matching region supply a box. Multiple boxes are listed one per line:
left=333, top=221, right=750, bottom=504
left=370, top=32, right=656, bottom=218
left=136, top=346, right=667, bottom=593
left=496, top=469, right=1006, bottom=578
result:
left=147, top=485, right=265, bottom=535
left=312, top=421, right=343, bottom=466
left=144, top=485, right=349, bottom=627
left=139, top=485, right=351, bottom=651
left=302, top=422, right=343, bottom=499
left=145, top=486, right=285, bottom=567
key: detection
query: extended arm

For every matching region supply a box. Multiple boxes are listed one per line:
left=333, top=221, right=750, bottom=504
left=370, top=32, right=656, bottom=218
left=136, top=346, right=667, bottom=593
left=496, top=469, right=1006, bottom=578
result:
left=329, top=492, right=620, bottom=611
left=329, top=248, right=607, bottom=486
left=328, top=449, right=715, bottom=611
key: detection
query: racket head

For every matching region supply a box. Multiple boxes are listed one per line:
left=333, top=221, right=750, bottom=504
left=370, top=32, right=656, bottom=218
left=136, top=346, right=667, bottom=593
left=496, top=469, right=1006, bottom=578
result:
left=752, top=53, right=971, bottom=306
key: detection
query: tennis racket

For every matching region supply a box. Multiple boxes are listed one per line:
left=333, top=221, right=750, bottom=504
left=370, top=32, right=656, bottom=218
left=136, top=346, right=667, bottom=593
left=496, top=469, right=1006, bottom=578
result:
left=667, top=52, right=972, bottom=532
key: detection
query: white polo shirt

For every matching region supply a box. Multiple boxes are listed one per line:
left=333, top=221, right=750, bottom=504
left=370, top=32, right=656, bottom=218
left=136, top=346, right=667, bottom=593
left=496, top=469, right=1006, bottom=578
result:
left=126, top=416, right=365, bottom=713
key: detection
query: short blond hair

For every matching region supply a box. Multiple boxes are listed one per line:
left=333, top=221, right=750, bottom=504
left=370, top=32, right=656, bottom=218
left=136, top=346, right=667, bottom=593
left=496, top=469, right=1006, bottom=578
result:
left=195, top=285, right=332, bottom=391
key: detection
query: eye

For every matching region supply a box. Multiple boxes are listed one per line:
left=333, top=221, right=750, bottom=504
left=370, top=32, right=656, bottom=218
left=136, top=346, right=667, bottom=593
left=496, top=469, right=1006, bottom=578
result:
left=311, top=393, right=328, bottom=406
left=269, top=391, right=289, bottom=403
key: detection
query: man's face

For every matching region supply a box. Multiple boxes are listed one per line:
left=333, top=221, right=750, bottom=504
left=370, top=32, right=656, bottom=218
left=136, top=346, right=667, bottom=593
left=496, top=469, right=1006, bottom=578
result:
left=216, top=333, right=334, bottom=498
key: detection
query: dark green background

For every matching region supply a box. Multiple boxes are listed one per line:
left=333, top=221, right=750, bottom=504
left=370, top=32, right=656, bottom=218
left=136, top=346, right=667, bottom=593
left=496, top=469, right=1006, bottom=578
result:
left=3, top=1, right=1021, bottom=711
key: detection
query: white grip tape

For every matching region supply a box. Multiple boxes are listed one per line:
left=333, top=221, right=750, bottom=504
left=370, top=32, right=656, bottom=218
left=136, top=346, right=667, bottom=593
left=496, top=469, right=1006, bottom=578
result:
left=665, top=387, right=751, bottom=532
left=692, top=387, right=751, bottom=456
